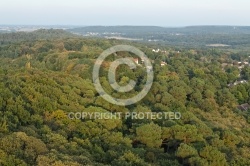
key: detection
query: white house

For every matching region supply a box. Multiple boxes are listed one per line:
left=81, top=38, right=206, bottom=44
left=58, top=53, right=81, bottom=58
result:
left=161, top=61, right=167, bottom=66
left=152, top=49, right=160, bottom=53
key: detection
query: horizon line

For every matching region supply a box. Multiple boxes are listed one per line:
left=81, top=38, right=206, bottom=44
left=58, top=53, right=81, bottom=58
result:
left=1, top=24, right=250, bottom=28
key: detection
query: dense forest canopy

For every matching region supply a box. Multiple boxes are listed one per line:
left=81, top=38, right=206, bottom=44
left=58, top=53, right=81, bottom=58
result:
left=0, top=29, right=250, bottom=166
left=0, top=29, right=77, bottom=45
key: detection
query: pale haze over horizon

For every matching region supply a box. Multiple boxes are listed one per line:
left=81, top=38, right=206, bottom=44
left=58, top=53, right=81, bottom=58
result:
left=0, top=0, right=249, bottom=26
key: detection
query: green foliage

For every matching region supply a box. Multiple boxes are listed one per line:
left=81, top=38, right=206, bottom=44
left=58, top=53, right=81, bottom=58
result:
left=199, top=146, right=227, bottom=166
left=136, top=123, right=162, bottom=148
left=0, top=34, right=249, bottom=165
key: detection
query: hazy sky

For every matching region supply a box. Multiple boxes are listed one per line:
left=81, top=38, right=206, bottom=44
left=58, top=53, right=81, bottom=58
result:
left=0, top=0, right=249, bottom=26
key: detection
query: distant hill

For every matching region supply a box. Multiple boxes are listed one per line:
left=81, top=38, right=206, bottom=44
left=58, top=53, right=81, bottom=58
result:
left=2, top=26, right=250, bottom=49
left=69, top=26, right=250, bottom=35
left=0, top=29, right=77, bottom=44
left=70, top=26, right=167, bottom=34
left=68, top=26, right=250, bottom=49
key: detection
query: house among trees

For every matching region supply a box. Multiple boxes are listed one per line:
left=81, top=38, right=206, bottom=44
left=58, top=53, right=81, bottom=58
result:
left=152, top=48, right=160, bottom=53
left=228, top=80, right=247, bottom=87
left=141, top=58, right=144, bottom=64
left=237, top=103, right=250, bottom=111
left=133, top=58, right=139, bottom=65
left=161, top=61, right=167, bottom=66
